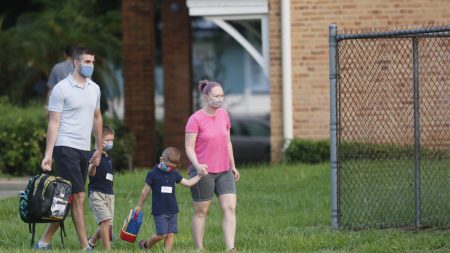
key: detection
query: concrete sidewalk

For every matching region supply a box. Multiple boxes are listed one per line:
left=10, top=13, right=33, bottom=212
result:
left=0, top=177, right=29, bottom=200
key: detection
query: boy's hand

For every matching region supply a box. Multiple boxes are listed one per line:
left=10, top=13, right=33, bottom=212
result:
left=199, top=170, right=208, bottom=178
left=195, top=164, right=208, bottom=176
left=90, top=149, right=102, bottom=166
left=135, top=206, right=141, bottom=213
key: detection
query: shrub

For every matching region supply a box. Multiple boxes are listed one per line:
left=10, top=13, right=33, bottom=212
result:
left=285, top=139, right=446, bottom=165
left=102, top=117, right=135, bottom=172
left=0, top=98, right=135, bottom=175
left=0, top=98, right=47, bottom=175
left=284, top=139, right=330, bottom=164
left=339, top=141, right=447, bottom=160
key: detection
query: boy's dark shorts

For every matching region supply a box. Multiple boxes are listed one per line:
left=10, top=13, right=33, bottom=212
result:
left=54, top=146, right=90, bottom=193
left=153, top=214, right=178, bottom=235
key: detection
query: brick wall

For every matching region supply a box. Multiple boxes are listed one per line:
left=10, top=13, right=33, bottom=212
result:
left=338, top=36, right=449, bottom=147
left=122, top=0, right=155, bottom=167
left=269, top=0, right=450, bottom=163
left=162, top=0, right=193, bottom=168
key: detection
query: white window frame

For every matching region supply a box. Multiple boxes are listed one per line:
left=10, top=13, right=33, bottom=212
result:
left=187, top=1, right=269, bottom=77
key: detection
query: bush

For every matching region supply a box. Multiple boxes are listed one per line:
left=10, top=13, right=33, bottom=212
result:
left=339, top=141, right=447, bottom=160
left=102, top=117, right=135, bottom=172
left=0, top=98, right=47, bottom=175
left=284, top=139, right=330, bottom=164
left=284, top=139, right=446, bottom=165
left=0, top=98, right=135, bottom=175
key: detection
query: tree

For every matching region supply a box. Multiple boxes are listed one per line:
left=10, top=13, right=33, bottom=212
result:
left=0, top=0, right=121, bottom=109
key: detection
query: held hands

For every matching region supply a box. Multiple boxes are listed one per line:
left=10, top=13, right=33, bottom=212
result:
left=90, top=149, right=102, bottom=166
left=195, top=164, right=208, bottom=177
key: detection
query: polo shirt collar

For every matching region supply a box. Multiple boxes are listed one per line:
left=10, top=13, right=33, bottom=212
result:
left=68, top=73, right=93, bottom=88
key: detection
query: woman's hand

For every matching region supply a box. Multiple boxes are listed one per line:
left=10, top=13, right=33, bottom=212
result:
left=231, top=167, right=240, bottom=181
left=195, top=164, right=208, bottom=176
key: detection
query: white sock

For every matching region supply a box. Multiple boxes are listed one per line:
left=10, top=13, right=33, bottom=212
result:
left=38, top=241, right=49, bottom=247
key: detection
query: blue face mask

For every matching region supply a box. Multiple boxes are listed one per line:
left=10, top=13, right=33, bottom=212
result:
left=158, top=162, right=174, bottom=173
left=104, top=141, right=113, bottom=152
left=79, top=64, right=94, bottom=78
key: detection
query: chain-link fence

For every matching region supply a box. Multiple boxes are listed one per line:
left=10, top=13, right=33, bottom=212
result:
left=329, top=25, right=449, bottom=229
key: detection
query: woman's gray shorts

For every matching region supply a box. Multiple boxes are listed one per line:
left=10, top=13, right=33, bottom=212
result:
left=189, top=169, right=236, bottom=202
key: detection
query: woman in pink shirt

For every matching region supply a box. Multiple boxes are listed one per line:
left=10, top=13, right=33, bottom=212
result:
left=185, top=80, right=240, bottom=252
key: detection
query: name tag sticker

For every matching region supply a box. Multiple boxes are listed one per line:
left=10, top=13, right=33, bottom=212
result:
left=161, top=186, right=173, bottom=193
left=106, top=173, right=113, bottom=181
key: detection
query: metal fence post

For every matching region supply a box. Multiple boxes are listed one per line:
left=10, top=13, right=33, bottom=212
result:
left=329, top=24, right=339, bottom=229
left=412, top=36, right=421, bottom=228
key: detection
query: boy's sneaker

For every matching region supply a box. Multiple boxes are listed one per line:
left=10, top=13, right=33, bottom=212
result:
left=87, top=237, right=95, bottom=249
left=139, top=240, right=148, bottom=250
left=33, top=243, right=52, bottom=250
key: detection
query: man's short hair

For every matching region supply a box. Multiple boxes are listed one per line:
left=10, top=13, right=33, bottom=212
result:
left=72, top=46, right=95, bottom=61
left=161, top=147, right=181, bottom=166
left=103, top=125, right=115, bottom=136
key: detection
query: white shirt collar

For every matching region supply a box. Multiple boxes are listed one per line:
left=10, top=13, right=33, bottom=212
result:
left=68, top=73, right=92, bottom=88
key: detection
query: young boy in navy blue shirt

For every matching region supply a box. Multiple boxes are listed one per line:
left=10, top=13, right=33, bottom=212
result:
left=87, top=125, right=115, bottom=250
left=135, top=147, right=206, bottom=251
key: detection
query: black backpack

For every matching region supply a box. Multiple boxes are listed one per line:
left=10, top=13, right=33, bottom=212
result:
left=19, top=173, right=72, bottom=247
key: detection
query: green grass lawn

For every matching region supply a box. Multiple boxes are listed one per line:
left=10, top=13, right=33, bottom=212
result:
left=0, top=163, right=448, bottom=252
left=339, top=159, right=449, bottom=229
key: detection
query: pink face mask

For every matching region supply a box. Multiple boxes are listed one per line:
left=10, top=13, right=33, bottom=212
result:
left=206, top=97, right=224, bottom=108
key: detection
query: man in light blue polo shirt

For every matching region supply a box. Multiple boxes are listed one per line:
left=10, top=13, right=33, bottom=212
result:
left=36, top=47, right=103, bottom=251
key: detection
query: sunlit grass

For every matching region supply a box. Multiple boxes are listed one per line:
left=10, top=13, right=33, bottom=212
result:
left=0, top=163, right=448, bottom=252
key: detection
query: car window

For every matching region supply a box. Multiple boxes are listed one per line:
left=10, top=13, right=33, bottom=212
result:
left=230, top=124, right=238, bottom=135
left=242, top=121, right=269, bottom=137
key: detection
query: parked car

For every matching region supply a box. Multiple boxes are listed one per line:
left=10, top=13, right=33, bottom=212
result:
left=230, top=114, right=270, bottom=165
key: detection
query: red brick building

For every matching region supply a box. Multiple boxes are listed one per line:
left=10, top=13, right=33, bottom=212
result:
left=123, top=0, right=449, bottom=167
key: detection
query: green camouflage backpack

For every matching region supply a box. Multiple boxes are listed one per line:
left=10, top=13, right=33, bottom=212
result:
left=19, top=173, right=72, bottom=247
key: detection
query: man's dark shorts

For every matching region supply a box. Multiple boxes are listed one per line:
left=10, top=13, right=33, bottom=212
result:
left=54, top=146, right=90, bottom=193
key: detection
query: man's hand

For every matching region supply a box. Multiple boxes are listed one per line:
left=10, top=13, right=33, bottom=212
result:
left=90, top=149, right=102, bottom=166
left=41, top=156, right=52, bottom=172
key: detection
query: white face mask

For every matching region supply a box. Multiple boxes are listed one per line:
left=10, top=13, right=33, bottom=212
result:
left=206, top=97, right=224, bottom=108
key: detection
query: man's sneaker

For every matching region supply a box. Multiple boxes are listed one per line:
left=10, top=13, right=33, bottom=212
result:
left=84, top=245, right=94, bottom=251
left=33, top=243, right=52, bottom=250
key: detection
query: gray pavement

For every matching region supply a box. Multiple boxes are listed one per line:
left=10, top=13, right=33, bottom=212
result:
left=0, top=177, right=29, bottom=200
